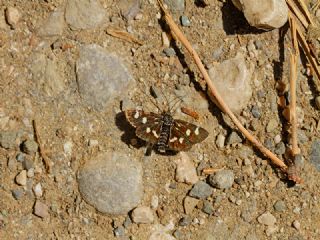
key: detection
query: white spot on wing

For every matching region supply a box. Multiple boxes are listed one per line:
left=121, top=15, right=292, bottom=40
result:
left=195, top=127, right=199, bottom=135
left=186, top=129, right=191, bottom=136
left=142, top=117, right=147, bottom=124
left=169, top=137, right=177, bottom=142
left=134, top=111, right=139, bottom=119
left=146, top=127, right=151, bottom=133
left=152, top=130, right=159, bottom=138
left=179, top=137, right=184, bottom=143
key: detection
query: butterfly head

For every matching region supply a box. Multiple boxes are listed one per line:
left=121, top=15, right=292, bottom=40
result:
left=162, top=112, right=174, bottom=125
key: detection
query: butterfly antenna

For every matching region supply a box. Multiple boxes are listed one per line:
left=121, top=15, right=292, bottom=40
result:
left=159, top=87, right=170, bottom=113
left=170, top=95, right=184, bottom=115
left=137, top=83, right=162, bottom=113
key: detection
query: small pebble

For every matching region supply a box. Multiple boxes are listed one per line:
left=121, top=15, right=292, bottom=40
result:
left=131, top=206, right=154, bottom=224
left=202, top=200, right=214, bottom=215
left=27, top=168, right=34, bottom=178
left=162, top=32, right=170, bottom=47
left=273, top=200, right=286, bottom=212
left=22, top=158, right=34, bottom=170
left=275, top=142, right=285, bottom=155
left=183, top=196, right=199, bottom=214
left=274, top=135, right=281, bottom=144
left=180, top=15, right=190, bottom=26
left=216, top=134, right=225, bottom=148
left=11, top=189, right=24, bottom=200
left=251, top=105, right=261, bottom=118
left=175, top=152, right=198, bottom=185
left=114, top=226, right=125, bottom=237
left=5, top=7, right=21, bottom=28
left=151, top=195, right=159, bottom=209
left=266, top=119, right=278, bottom=133
left=33, top=183, right=43, bottom=197
left=63, top=141, right=73, bottom=155
left=21, top=140, right=38, bottom=154
left=163, top=47, right=176, bottom=57
left=189, top=181, right=213, bottom=199
left=208, top=170, right=234, bottom=189
left=16, top=153, right=25, bottom=162
left=292, top=220, right=301, bottom=230
left=173, top=229, right=182, bottom=239
left=179, top=216, right=192, bottom=226
left=123, top=216, right=132, bottom=228
left=226, top=132, right=242, bottom=145
left=257, top=212, right=276, bottom=226
left=15, top=170, right=27, bottom=186
left=266, top=225, right=278, bottom=236
left=34, top=200, right=49, bottom=218
left=7, top=157, right=17, bottom=171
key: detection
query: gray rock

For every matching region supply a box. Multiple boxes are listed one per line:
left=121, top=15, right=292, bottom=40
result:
left=266, top=118, right=278, bottom=133
left=189, top=181, right=212, bottom=199
left=21, top=140, right=38, bottom=155
left=209, top=170, right=234, bottom=189
left=173, top=230, right=182, bottom=239
left=119, top=0, right=141, bottom=21
left=78, top=152, right=143, bottom=215
left=22, top=158, right=34, bottom=170
left=163, top=47, right=176, bottom=57
left=76, top=44, right=133, bottom=110
left=114, top=226, right=125, bottom=237
left=202, top=200, right=214, bottom=215
left=12, top=189, right=24, bottom=200
left=29, top=53, right=65, bottom=96
left=34, top=200, right=49, bottom=218
left=0, top=131, right=17, bottom=149
left=179, top=216, right=192, bottom=226
left=16, top=153, right=25, bottom=162
left=226, top=132, right=242, bottom=145
left=131, top=206, right=154, bottom=224
left=180, top=16, right=190, bottom=27
left=65, top=0, right=106, bottom=30
left=274, top=142, right=285, bottom=155
left=257, top=212, right=276, bottom=226
left=310, top=139, right=320, bottom=171
left=37, top=8, right=65, bottom=36
left=123, top=216, right=132, bottom=228
left=273, top=200, right=286, bottom=212
left=251, top=105, right=261, bottom=118
left=164, top=0, right=185, bottom=12
left=208, top=53, right=252, bottom=112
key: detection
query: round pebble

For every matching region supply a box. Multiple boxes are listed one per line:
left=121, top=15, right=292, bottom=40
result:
left=273, top=200, right=286, bottom=212
left=180, top=15, right=191, bottom=26
left=189, top=181, right=213, bottom=199
left=11, top=189, right=24, bottom=200
left=257, top=212, right=276, bottom=226
left=131, top=206, right=154, bottom=224
left=78, top=152, right=143, bottom=215
left=34, top=200, right=49, bottom=218
left=33, top=183, right=43, bottom=197
left=15, top=170, right=27, bottom=186
left=5, top=7, right=21, bottom=28
left=22, top=158, right=34, bottom=170
left=21, top=140, right=38, bottom=154
left=208, top=170, right=234, bottom=189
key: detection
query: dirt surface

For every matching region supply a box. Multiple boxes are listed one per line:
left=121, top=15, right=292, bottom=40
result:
left=1, top=0, right=320, bottom=240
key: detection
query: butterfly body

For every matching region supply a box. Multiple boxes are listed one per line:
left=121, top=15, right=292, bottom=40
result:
left=125, top=109, right=208, bottom=153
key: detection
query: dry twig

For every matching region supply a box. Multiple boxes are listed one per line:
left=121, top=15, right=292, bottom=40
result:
left=33, top=119, right=51, bottom=173
left=157, top=1, right=289, bottom=173
left=106, top=28, right=143, bottom=45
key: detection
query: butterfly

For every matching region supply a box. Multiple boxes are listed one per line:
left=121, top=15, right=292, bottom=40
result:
left=124, top=109, right=209, bottom=153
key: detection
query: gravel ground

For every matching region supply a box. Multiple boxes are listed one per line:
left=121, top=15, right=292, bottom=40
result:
left=0, top=0, right=320, bottom=240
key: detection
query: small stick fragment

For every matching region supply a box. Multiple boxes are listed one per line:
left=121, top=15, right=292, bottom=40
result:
left=33, top=119, right=51, bottom=173
left=106, top=28, right=143, bottom=45
left=181, top=106, right=199, bottom=120
left=202, top=167, right=225, bottom=175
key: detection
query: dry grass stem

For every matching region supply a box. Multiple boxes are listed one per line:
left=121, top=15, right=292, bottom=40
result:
left=288, top=16, right=301, bottom=156
left=296, top=0, right=315, bottom=26
left=202, top=167, right=225, bottom=175
left=157, top=1, right=288, bottom=171
left=286, top=0, right=309, bottom=28
left=33, top=119, right=51, bottom=173
left=106, top=28, right=143, bottom=45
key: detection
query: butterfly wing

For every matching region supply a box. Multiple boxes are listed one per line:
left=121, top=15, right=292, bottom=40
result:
left=168, top=119, right=209, bottom=151
left=125, top=109, right=162, bottom=144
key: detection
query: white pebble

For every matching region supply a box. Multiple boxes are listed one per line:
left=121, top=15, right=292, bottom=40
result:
left=5, top=7, right=21, bottom=28
left=33, top=183, right=43, bottom=197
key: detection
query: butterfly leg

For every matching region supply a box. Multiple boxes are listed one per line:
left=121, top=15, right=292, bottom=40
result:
left=145, top=142, right=153, bottom=156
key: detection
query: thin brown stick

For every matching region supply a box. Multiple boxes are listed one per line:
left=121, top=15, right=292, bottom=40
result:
left=295, top=0, right=315, bottom=26
left=106, top=28, right=143, bottom=45
left=286, top=0, right=309, bottom=28
left=288, top=16, right=300, bottom=156
left=33, top=119, right=51, bottom=173
left=157, top=0, right=288, bottom=171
